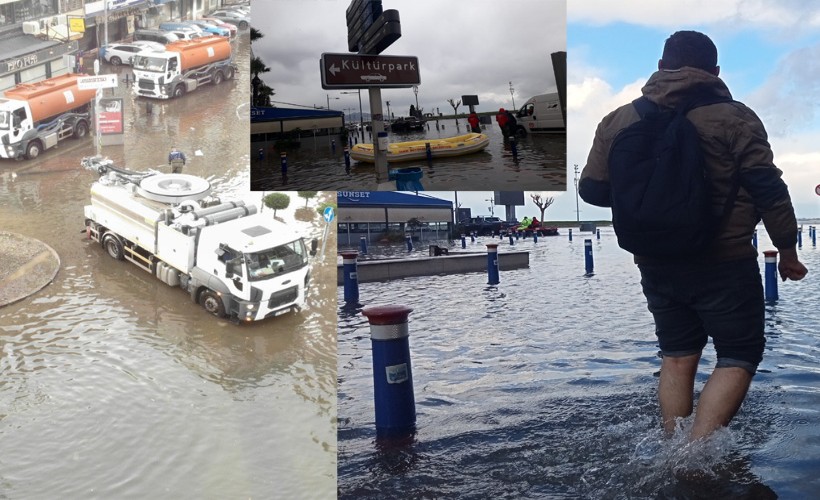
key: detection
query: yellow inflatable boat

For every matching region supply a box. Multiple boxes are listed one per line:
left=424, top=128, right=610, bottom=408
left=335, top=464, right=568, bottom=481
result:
left=349, top=133, right=490, bottom=163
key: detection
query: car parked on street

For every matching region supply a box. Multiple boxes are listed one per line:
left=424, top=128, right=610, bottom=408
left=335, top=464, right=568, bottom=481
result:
left=209, top=10, right=249, bottom=30
left=101, top=42, right=161, bottom=66
left=134, top=29, right=179, bottom=45
left=200, top=17, right=238, bottom=37
left=184, top=20, right=230, bottom=37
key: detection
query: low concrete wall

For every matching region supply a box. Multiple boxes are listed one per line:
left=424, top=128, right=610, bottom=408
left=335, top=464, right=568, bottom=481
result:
left=337, top=251, right=529, bottom=284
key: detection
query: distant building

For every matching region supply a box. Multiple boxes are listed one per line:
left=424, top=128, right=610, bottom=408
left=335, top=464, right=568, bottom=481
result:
left=337, top=191, right=454, bottom=246
left=251, top=106, right=345, bottom=148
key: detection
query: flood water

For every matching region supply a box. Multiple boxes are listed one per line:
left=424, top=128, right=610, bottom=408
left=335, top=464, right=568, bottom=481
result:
left=0, top=33, right=338, bottom=497
left=251, top=119, right=566, bottom=191
left=337, top=226, right=819, bottom=499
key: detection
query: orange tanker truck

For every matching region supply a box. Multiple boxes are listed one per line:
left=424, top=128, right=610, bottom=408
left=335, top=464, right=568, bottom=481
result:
left=131, top=35, right=236, bottom=99
left=0, top=73, right=96, bottom=159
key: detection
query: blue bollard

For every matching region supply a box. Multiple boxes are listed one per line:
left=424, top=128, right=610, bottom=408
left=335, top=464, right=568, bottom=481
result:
left=362, top=305, right=416, bottom=439
left=280, top=152, right=288, bottom=175
left=405, top=233, right=413, bottom=252
left=359, top=236, right=368, bottom=255
left=332, top=139, right=336, bottom=154
left=533, top=231, right=538, bottom=243
left=344, top=148, right=351, bottom=168
left=508, top=234, right=514, bottom=245
left=516, top=230, right=520, bottom=241
left=813, top=226, right=817, bottom=247
left=486, top=244, right=500, bottom=285
left=341, top=251, right=359, bottom=304
left=763, top=250, right=778, bottom=302
left=470, top=232, right=476, bottom=243
left=425, top=142, right=432, bottom=164
left=569, top=228, right=573, bottom=242
left=461, top=234, right=466, bottom=249
left=798, top=226, right=802, bottom=248
left=752, top=229, right=758, bottom=249
left=257, top=147, right=264, bottom=161
left=584, top=239, right=594, bottom=275
left=509, top=135, right=518, bottom=159
left=596, top=228, right=601, bottom=240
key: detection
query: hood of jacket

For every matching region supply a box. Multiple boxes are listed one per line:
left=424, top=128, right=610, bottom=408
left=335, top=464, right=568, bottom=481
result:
left=641, top=67, right=732, bottom=108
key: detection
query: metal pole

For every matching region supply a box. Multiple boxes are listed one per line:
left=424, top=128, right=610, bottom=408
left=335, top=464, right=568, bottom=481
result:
left=574, top=164, right=580, bottom=223
left=369, top=87, right=389, bottom=183
left=358, top=89, right=364, bottom=142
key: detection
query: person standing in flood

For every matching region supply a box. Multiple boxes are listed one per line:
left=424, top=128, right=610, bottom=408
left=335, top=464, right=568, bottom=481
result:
left=168, top=146, right=187, bottom=174
left=579, top=30, right=807, bottom=441
left=495, top=108, right=509, bottom=136
left=468, top=111, right=481, bottom=133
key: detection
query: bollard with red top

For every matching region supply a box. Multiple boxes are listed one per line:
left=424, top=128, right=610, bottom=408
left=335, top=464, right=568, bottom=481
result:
left=280, top=152, right=288, bottom=175
left=486, top=243, right=500, bottom=285
left=763, top=250, right=778, bottom=302
left=344, top=148, right=351, bottom=168
left=461, top=234, right=466, bottom=249
left=341, top=251, right=359, bottom=304
left=568, top=228, right=573, bottom=242
left=359, top=236, right=368, bottom=255
left=362, top=305, right=416, bottom=439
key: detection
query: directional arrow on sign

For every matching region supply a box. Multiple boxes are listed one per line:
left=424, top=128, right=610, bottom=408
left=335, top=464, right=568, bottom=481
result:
left=329, top=63, right=340, bottom=76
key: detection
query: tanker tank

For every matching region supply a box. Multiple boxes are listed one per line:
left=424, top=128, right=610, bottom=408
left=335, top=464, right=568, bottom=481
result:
left=166, top=36, right=232, bottom=71
left=2, top=73, right=97, bottom=123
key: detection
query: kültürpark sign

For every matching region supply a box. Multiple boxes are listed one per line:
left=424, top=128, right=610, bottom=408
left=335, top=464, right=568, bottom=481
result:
left=320, top=53, right=420, bottom=89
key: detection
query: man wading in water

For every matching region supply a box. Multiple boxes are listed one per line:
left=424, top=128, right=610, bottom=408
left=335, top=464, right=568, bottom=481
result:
left=579, top=30, right=807, bottom=441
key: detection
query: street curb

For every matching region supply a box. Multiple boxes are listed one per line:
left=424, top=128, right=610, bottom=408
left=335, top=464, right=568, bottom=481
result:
left=0, top=231, right=61, bottom=308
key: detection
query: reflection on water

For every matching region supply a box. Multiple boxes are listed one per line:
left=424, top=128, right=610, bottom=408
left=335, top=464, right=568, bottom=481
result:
left=338, top=227, right=820, bottom=498
left=251, top=119, right=566, bottom=191
left=1, top=139, right=337, bottom=496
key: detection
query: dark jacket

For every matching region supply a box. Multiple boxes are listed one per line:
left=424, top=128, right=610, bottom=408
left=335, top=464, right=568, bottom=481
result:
left=579, top=67, right=797, bottom=262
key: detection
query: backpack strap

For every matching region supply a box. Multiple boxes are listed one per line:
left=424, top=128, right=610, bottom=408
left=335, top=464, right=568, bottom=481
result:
left=631, top=96, right=658, bottom=118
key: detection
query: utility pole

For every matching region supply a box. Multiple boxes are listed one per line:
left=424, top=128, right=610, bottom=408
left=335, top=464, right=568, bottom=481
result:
left=574, top=164, right=581, bottom=222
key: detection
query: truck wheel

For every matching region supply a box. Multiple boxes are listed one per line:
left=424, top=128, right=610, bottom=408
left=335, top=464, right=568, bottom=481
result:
left=102, top=233, right=124, bottom=261
left=172, top=85, right=185, bottom=98
left=25, top=141, right=42, bottom=160
left=213, top=71, right=223, bottom=85
left=73, top=121, right=89, bottom=139
left=224, top=67, right=234, bottom=80
left=199, top=290, right=226, bottom=317
left=110, top=56, right=122, bottom=66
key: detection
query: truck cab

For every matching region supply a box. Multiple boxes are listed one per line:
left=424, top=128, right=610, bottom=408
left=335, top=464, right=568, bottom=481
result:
left=515, top=93, right=565, bottom=134
left=0, top=100, right=34, bottom=158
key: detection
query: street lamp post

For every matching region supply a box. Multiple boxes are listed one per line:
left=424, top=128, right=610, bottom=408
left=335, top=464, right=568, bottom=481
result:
left=574, top=164, right=581, bottom=222
left=341, top=90, right=365, bottom=142
left=327, top=94, right=339, bottom=110
left=386, top=100, right=391, bottom=122
left=412, top=85, right=419, bottom=117
left=509, top=81, right=516, bottom=110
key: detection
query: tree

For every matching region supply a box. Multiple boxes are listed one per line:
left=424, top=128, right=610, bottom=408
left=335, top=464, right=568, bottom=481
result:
left=447, top=98, right=461, bottom=117
left=251, top=27, right=275, bottom=107
left=297, top=191, right=318, bottom=207
left=530, top=193, right=555, bottom=222
left=263, top=192, right=290, bottom=217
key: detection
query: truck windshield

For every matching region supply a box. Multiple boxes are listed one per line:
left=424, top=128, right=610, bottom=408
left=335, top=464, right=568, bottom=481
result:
left=132, top=55, right=167, bottom=72
left=0, top=111, right=8, bottom=130
left=245, top=239, right=308, bottom=282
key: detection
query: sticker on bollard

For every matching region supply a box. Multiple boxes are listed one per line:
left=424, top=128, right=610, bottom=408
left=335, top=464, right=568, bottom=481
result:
left=341, top=251, right=359, bottom=304
left=362, top=305, right=416, bottom=438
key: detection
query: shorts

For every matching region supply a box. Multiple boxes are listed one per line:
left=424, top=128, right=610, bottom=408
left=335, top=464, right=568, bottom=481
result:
left=638, top=257, right=765, bottom=375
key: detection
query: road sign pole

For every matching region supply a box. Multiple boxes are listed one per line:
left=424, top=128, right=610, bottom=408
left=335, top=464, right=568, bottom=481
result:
left=369, top=87, right=389, bottom=184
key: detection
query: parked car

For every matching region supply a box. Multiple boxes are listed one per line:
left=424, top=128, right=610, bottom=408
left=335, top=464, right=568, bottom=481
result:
left=200, top=17, right=238, bottom=37
left=184, top=20, right=230, bottom=37
left=131, top=40, right=165, bottom=51
left=209, top=10, right=250, bottom=30
left=457, top=216, right=506, bottom=236
left=101, top=42, right=155, bottom=66
left=134, top=29, right=179, bottom=45
left=163, top=29, right=202, bottom=41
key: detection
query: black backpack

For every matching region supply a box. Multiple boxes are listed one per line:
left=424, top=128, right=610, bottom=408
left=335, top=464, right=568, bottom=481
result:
left=608, top=95, right=738, bottom=257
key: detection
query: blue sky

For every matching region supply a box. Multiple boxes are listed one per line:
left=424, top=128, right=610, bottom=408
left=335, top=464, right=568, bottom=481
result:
left=532, top=0, right=820, bottom=221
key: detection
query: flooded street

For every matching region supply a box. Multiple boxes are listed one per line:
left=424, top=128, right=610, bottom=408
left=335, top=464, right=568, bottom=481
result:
left=0, top=33, right=337, bottom=498
left=251, top=119, right=566, bottom=191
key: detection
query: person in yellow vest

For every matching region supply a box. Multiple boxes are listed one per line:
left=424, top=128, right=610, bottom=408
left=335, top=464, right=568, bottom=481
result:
left=518, top=217, right=531, bottom=231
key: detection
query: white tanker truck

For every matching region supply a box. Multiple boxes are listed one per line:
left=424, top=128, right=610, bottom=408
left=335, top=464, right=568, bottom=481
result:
left=82, top=157, right=316, bottom=322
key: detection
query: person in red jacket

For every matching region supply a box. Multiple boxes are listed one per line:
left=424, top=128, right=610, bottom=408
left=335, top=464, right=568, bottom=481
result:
left=495, top=108, right=509, bottom=136
left=468, top=112, right=481, bottom=133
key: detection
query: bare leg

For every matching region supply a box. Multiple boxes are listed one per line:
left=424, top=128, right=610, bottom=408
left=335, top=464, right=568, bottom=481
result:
left=658, top=353, right=700, bottom=435
left=690, top=367, right=752, bottom=441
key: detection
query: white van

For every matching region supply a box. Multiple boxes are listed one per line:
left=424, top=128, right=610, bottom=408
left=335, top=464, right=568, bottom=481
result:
left=514, top=93, right=565, bottom=134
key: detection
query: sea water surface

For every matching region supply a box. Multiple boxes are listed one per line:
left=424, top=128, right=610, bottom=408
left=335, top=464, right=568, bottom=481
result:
left=251, top=118, right=566, bottom=191
left=337, top=225, right=819, bottom=499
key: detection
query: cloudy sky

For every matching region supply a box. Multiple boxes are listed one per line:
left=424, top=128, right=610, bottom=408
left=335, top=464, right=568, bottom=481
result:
left=566, top=0, right=820, bottom=220
left=253, top=0, right=566, bottom=118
